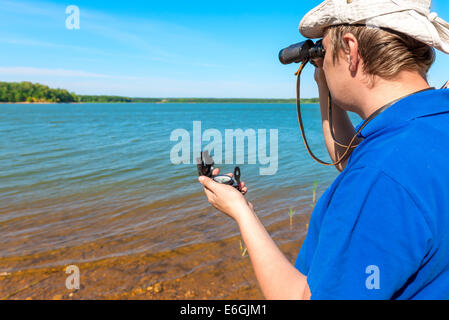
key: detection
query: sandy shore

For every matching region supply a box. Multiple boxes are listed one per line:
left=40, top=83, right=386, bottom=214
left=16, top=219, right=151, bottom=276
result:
left=0, top=213, right=310, bottom=300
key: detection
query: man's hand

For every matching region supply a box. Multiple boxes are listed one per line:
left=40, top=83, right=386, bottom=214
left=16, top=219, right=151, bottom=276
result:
left=198, top=169, right=310, bottom=300
left=198, top=168, right=253, bottom=222
left=312, top=58, right=328, bottom=91
left=311, top=58, right=358, bottom=172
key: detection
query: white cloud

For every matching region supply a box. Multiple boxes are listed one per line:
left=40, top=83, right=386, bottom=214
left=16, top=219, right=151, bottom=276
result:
left=0, top=66, right=308, bottom=98
left=0, top=67, right=110, bottom=79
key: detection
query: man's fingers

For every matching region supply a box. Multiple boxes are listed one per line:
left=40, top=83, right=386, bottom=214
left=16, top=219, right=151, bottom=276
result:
left=198, top=176, right=218, bottom=192
left=312, top=58, right=324, bottom=68
left=208, top=168, right=233, bottom=178
left=238, top=181, right=247, bottom=194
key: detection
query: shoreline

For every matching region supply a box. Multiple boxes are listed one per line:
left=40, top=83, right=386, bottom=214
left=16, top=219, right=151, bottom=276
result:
left=0, top=101, right=319, bottom=105
left=0, top=215, right=309, bottom=300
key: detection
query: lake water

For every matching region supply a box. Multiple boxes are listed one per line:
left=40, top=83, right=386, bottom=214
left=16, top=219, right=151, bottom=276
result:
left=0, top=103, right=361, bottom=299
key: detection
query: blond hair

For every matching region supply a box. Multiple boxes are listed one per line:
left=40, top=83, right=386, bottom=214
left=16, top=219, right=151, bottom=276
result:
left=326, top=25, right=435, bottom=80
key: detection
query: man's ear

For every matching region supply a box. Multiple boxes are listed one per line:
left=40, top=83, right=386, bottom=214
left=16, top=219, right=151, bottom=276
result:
left=343, top=33, right=359, bottom=75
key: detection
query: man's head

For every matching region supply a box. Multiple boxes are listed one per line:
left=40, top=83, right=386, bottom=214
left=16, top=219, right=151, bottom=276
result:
left=326, top=25, right=435, bottom=80
left=320, top=25, right=435, bottom=110
left=300, top=0, right=449, bottom=115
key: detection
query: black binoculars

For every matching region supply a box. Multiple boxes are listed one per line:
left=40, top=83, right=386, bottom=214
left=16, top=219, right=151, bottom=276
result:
left=279, top=39, right=325, bottom=65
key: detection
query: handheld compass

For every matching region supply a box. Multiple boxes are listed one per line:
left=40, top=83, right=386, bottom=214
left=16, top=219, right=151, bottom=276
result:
left=197, top=151, right=241, bottom=189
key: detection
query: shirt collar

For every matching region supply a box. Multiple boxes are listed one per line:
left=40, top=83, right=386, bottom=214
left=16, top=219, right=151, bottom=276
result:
left=355, top=89, right=449, bottom=139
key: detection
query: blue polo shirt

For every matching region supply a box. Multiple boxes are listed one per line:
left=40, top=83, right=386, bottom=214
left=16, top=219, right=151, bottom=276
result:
left=295, top=89, right=449, bottom=300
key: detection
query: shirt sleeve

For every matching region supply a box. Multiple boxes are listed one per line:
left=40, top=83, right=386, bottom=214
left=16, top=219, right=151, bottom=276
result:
left=302, top=167, right=433, bottom=300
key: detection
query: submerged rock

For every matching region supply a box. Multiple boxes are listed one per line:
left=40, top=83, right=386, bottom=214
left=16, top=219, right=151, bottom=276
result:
left=153, top=283, right=162, bottom=293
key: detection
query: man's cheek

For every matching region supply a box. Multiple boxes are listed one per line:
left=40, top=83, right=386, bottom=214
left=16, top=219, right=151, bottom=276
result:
left=323, top=63, right=332, bottom=84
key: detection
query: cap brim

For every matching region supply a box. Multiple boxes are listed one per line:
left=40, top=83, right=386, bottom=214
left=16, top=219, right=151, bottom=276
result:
left=299, top=0, right=335, bottom=39
left=299, top=5, right=449, bottom=54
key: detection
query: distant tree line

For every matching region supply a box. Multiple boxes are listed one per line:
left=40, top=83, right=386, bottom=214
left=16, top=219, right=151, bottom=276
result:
left=77, top=95, right=162, bottom=103
left=0, top=81, right=319, bottom=104
left=0, top=81, right=77, bottom=103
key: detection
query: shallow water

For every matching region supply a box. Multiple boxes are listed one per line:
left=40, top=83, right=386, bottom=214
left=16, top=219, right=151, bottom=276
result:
left=0, top=103, right=361, bottom=299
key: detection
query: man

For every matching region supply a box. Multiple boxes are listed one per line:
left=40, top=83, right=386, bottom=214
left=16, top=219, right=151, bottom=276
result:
left=198, top=0, right=449, bottom=299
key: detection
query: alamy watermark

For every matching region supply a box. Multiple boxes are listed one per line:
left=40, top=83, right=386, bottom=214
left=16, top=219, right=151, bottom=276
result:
left=365, top=265, right=380, bottom=290
left=170, top=121, right=278, bottom=175
left=65, top=265, right=80, bottom=290
left=65, top=5, right=80, bottom=30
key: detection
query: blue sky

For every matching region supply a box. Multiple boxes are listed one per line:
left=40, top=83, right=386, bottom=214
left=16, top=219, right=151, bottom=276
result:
left=0, top=0, right=448, bottom=98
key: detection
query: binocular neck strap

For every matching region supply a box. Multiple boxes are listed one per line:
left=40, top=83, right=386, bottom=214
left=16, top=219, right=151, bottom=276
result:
left=295, top=60, right=362, bottom=167
left=295, top=61, right=439, bottom=167
left=443, top=80, right=449, bottom=89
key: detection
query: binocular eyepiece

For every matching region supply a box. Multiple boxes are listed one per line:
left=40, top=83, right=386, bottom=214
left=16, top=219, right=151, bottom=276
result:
left=279, top=39, right=325, bottom=65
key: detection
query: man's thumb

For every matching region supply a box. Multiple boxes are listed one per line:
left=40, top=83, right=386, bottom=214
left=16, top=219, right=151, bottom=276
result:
left=198, top=176, right=215, bottom=190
